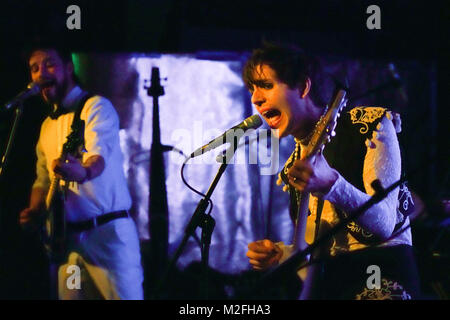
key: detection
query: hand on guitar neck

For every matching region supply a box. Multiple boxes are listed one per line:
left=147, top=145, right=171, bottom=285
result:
left=52, top=154, right=105, bottom=183
left=19, top=154, right=105, bottom=228
left=287, top=152, right=338, bottom=197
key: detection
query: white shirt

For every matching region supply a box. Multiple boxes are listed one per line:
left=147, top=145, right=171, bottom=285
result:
left=33, top=86, right=132, bottom=222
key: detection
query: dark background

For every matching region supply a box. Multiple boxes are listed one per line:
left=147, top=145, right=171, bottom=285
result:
left=0, top=0, right=448, bottom=299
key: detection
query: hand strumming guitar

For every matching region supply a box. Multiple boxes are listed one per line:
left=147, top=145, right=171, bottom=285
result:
left=246, top=239, right=284, bottom=271
left=52, top=154, right=105, bottom=183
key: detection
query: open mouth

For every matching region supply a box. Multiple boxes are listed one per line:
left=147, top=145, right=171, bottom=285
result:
left=42, top=86, right=54, bottom=95
left=262, top=108, right=282, bottom=127
left=263, top=109, right=280, bottom=118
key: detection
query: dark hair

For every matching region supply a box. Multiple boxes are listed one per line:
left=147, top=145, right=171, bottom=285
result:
left=23, top=42, right=80, bottom=84
left=24, top=43, right=73, bottom=65
left=243, top=42, right=332, bottom=107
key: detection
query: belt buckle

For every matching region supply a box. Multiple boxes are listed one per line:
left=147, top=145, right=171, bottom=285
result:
left=92, top=217, right=98, bottom=228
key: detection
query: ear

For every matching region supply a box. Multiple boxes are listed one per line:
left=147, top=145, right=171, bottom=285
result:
left=299, top=77, right=311, bottom=99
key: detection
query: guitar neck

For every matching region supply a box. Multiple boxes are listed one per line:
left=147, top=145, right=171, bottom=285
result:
left=293, top=191, right=310, bottom=251
left=45, top=176, right=61, bottom=210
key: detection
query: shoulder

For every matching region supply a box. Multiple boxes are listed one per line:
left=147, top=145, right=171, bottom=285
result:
left=83, top=95, right=116, bottom=113
left=344, top=106, right=401, bottom=139
left=347, top=106, right=387, bottom=135
left=81, top=95, right=119, bottom=123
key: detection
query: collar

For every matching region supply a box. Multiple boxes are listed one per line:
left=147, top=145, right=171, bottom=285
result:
left=49, top=86, right=87, bottom=119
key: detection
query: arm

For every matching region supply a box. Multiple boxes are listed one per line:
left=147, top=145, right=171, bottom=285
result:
left=19, top=187, right=47, bottom=225
left=20, top=137, right=49, bottom=225
left=52, top=96, right=118, bottom=182
left=52, top=154, right=105, bottom=183
left=288, top=114, right=401, bottom=241
left=322, top=114, right=401, bottom=240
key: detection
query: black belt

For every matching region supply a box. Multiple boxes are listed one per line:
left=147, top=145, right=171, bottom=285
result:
left=67, top=210, right=129, bottom=233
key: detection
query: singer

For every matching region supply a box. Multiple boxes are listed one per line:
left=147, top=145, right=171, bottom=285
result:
left=18, top=45, right=143, bottom=300
left=244, top=43, right=420, bottom=299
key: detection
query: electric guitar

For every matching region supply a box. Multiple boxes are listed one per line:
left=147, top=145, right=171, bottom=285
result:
left=43, top=119, right=85, bottom=264
left=291, top=89, right=347, bottom=299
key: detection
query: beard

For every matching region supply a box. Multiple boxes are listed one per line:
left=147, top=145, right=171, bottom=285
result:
left=42, top=76, right=70, bottom=105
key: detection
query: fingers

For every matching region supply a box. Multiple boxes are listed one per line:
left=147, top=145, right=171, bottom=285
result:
left=19, top=208, right=39, bottom=225
left=52, top=158, right=67, bottom=177
left=247, top=240, right=282, bottom=270
left=287, top=160, right=313, bottom=191
left=52, top=156, right=81, bottom=180
left=65, top=154, right=79, bottom=163
left=248, top=239, right=276, bottom=253
left=19, top=208, right=32, bottom=225
left=288, top=159, right=313, bottom=178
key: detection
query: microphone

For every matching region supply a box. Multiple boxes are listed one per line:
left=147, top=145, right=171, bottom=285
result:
left=190, top=114, right=262, bottom=158
left=388, top=63, right=408, bottom=103
left=4, top=79, right=55, bottom=110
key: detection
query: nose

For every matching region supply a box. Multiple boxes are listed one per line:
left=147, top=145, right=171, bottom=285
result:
left=33, top=64, right=50, bottom=82
left=251, top=88, right=265, bottom=107
left=38, top=65, right=50, bottom=79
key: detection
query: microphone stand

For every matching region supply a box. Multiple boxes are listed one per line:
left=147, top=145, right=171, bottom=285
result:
left=0, top=103, right=24, bottom=180
left=153, top=135, right=241, bottom=299
left=238, top=176, right=408, bottom=298
left=0, top=102, right=23, bottom=255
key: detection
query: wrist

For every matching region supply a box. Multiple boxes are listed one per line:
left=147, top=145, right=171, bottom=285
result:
left=79, top=165, right=93, bottom=184
left=319, top=170, right=339, bottom=198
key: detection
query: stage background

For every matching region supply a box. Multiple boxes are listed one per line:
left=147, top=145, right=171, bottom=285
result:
left=0, top=0, right=447, bottom=299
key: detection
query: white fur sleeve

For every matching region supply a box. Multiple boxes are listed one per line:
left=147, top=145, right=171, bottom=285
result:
left=323, top=114, right=401, bottom=240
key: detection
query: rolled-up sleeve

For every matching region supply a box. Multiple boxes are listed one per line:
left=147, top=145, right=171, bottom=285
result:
left=32, top=135, right=50, bottom=191
left=81, top=96, right=120, bottom=163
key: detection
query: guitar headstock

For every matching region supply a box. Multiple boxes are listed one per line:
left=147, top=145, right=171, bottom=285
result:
left=303, top=89, right=347, bottom=158
left=62, top=120, right=85, bottom=157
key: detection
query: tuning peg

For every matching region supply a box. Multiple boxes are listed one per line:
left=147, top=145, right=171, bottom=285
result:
left=331, top=130, right=336, bottom=137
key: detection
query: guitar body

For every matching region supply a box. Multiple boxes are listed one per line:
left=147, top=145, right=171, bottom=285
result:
left=45, top=182, right=66, bottom=264
left=42, top=115, right=86, bottom=299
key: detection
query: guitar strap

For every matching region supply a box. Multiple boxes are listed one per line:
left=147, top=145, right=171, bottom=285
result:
left=70, top=92, right=94, bottom=148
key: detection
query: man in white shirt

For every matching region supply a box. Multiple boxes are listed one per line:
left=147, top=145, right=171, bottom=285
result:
left=19, top=46, right=143, bottom=300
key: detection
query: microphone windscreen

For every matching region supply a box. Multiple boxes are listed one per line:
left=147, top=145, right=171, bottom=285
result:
left=243, top=114, right=263, bottom=130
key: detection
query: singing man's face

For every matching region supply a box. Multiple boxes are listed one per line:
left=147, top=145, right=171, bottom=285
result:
left=249, top=64, right=304, bottom=138
left=28, top=49, right=73, bottom=104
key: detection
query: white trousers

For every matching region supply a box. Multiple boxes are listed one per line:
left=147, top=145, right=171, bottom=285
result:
left=58, top=217, right=144, bottom=300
